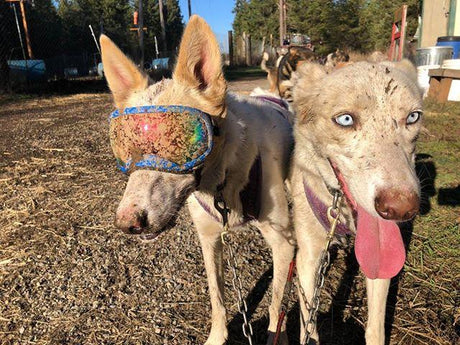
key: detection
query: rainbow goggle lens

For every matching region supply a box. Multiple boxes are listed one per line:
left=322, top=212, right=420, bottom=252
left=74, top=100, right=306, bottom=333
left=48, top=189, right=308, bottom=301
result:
left=109, top=105, right=214, bottom=174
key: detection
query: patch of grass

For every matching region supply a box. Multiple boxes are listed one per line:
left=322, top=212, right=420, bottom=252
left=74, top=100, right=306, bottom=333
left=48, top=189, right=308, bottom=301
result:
left=419, top=102, right=460, bottom=188
left=402, top=99, right=460, bottom=345
left=224, top=66, right=266, bottom=81
left=0, top=93, right=35, bottom=106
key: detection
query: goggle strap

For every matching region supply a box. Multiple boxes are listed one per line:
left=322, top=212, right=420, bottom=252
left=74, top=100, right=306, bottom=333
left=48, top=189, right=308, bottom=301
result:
left=193, top=167, right=203, bottom=188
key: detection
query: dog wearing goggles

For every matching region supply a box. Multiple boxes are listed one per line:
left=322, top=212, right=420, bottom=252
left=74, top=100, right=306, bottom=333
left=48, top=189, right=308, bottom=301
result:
left=101, top=15, right=295, bottom=345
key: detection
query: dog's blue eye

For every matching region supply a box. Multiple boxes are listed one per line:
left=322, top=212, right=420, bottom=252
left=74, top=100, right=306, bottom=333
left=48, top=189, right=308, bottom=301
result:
left=335, top=114, right=354, bottom=127
left=406, top=111, right=422, bottom=125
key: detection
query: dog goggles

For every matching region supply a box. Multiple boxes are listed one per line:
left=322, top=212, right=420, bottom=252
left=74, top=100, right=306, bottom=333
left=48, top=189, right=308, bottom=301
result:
left=109, top=105, right=213, bottom=174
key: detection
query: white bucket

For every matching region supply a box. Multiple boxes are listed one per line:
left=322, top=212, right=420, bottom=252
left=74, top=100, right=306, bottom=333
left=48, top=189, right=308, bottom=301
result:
left=448, top=80, right=460, bottom=101
left=442, top=59, right=460, bottom=70
left=417, top=65, right=439, bottom=97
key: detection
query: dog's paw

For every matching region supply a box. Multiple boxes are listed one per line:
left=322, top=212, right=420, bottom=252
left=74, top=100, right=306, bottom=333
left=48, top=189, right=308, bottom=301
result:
left=204, top=331, right=227, bottom=345
left=266, top=331, right=289, bottom=345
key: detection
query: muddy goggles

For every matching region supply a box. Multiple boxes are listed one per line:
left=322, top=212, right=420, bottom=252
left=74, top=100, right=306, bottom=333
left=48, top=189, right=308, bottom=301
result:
left=109, top=105, right=214, bottom=174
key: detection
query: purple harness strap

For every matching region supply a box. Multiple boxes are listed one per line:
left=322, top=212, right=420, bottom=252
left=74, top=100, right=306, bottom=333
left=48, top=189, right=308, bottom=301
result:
left=194, top=193, right=220, bottom=223
left=255, top=95, right=289, bottom=111
left=303, top=178, right=351, bottom=236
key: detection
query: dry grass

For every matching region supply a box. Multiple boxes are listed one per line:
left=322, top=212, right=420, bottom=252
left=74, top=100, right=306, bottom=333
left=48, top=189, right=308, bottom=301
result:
left=0, top=83, right=458, bottom=345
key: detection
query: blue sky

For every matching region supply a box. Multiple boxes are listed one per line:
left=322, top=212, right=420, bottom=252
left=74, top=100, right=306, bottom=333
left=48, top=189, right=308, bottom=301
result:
left=178, top=0, right=235, bottom=52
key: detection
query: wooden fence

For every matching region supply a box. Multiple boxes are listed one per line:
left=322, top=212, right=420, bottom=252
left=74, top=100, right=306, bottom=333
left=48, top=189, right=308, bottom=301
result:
left=228, top=31, right=277, bottom=67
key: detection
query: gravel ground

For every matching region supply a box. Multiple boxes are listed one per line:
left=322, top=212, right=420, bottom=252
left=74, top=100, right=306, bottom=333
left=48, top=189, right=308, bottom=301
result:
left=0, top=78, right=457, bottom=345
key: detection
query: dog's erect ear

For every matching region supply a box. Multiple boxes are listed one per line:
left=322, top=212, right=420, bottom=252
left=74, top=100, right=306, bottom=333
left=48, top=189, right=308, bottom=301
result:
left=292, top=62, right=327, bottom=122
left=392, top=59, right=418, bottom=82
left=294, top=62, right=327, bottom=84
left=173, top=15, right=226, bottom=115
left=100, top=34, right=148, bottom=110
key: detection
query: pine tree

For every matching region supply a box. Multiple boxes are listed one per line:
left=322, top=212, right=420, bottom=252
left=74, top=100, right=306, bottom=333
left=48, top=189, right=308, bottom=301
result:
left=164, top=0, right=183, bottom=52
left=288, top=0, right=335, bottom=54
left=232, top=0, right=421, bottom=55
left=233, top=0, right=278, bottom=40
left=28, top=0, right=62, bottom=58
left=134, top=0, right=183, bottom=60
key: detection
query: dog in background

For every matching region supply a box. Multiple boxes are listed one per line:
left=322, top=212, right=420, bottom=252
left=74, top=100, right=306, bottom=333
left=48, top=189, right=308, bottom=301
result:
left=101, top=15, right=295, bottom=345
left=261, top=46, right=317, bottom=100
left=324, top=48, right=351, bottom=70
left=260, top=51, right=282, bottom=94
left=290, top=59, right=422, bottom=344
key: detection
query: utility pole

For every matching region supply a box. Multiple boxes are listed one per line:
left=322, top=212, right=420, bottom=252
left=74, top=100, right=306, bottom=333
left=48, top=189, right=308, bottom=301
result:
left=158, top=0, right=167, bottom=53
left=138, top=0, right=144, bottom=66
left=6, top=0, right=34, bottom=59
left=279, top=0, right=285, bottom=46
left=188, top=0, right=191, bottom=18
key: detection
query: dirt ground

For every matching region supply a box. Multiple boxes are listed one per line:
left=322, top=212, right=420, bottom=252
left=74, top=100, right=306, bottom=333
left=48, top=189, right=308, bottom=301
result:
left=0, top=77, right=457, bottom=345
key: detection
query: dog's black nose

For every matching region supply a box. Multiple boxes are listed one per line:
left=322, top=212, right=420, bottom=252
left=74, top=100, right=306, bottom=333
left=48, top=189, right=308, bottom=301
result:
left=115, top=207, right=148, bottom=235
left=375, top=189, right=419, bottom=221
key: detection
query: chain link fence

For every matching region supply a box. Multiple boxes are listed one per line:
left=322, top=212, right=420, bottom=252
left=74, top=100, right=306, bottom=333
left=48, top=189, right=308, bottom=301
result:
left=0, top=1, right=104, bottom=92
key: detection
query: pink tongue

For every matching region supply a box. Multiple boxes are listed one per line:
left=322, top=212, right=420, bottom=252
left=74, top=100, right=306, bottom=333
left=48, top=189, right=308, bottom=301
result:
left=355, top=204, right=406, bottom=279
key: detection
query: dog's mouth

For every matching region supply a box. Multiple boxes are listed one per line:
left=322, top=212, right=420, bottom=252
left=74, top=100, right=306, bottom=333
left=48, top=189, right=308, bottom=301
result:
left=329, top=160, right=406, bottom=280
left=138, top=212, right=180, bottom=242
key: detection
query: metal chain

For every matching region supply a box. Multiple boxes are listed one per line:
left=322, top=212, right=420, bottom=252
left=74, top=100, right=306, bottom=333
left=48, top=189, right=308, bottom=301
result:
left=214, top=194, right=254, bottom=345
left=298, top=191, right=343, bottom=345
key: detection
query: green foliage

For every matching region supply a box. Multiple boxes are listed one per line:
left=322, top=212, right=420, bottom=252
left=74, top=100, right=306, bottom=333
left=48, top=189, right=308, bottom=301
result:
left=28, top=0, right=62, bottom=58
left=233, top=0, right=279, bottom=40
left=2, top=0, right=184, bottom=61
left=164, top=0, right=184, bottom=52
left=140, top=0, right=184, bottom=58
left=288, top=0, right=335, bottom=54
left=232, top=0, right=422, bottom=55
left=57, top=0, right=135, bottom=54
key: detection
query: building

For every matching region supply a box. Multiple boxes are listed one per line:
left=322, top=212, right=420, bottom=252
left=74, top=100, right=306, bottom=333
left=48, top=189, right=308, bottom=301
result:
left=420, top=0, right=460, bottom=47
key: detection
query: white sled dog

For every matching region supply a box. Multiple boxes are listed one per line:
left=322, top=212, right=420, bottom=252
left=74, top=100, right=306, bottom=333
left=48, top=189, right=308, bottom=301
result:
left=100, top=15, right=295, bottom=345
left=290, top=60, right=423, bottom=344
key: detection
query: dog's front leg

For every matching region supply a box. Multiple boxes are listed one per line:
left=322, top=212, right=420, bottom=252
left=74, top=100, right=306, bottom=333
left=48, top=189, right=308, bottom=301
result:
left=258, top=222, right=295, bottom=344
left=197, top=223, right=227, bottom=345
left=296, top=233, right=324, bottom=344
left=365, top=278, right=390, bottom=345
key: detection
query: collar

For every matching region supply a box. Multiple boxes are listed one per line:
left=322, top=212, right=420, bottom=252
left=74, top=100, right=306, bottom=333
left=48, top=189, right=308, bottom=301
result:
left=303, top=177, right=351, bottom=236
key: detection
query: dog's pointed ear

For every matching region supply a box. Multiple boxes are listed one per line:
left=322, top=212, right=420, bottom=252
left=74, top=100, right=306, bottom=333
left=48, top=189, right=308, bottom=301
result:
left=173, top=15, right=226, bottom=115
left=100, top=34, right=148, bottom=110
left=292, top=63, right=327, bottom=122
left=392, top=59, right=418, bottom=82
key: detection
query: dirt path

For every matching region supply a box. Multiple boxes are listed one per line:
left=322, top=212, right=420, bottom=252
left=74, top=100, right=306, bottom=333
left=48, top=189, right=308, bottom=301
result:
left=228, top=77, right=270, bottom=94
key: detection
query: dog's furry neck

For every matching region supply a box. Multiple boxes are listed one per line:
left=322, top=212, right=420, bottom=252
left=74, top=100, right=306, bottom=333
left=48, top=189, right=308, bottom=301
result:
left=293, top=132, right=356, bottom=231
left=195, top=93, right=256, bottom=211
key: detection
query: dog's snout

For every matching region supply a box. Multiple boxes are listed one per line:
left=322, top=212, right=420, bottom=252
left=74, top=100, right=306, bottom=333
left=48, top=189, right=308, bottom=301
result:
left=374, top=189, right=419, bottom=221
left=115, top=206, right=148, bottom=234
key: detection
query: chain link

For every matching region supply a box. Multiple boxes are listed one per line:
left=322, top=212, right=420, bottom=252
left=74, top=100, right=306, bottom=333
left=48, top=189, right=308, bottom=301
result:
left=298, top=191, right=343, bottom=345
left=214, top=194, right=254, bottom=345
